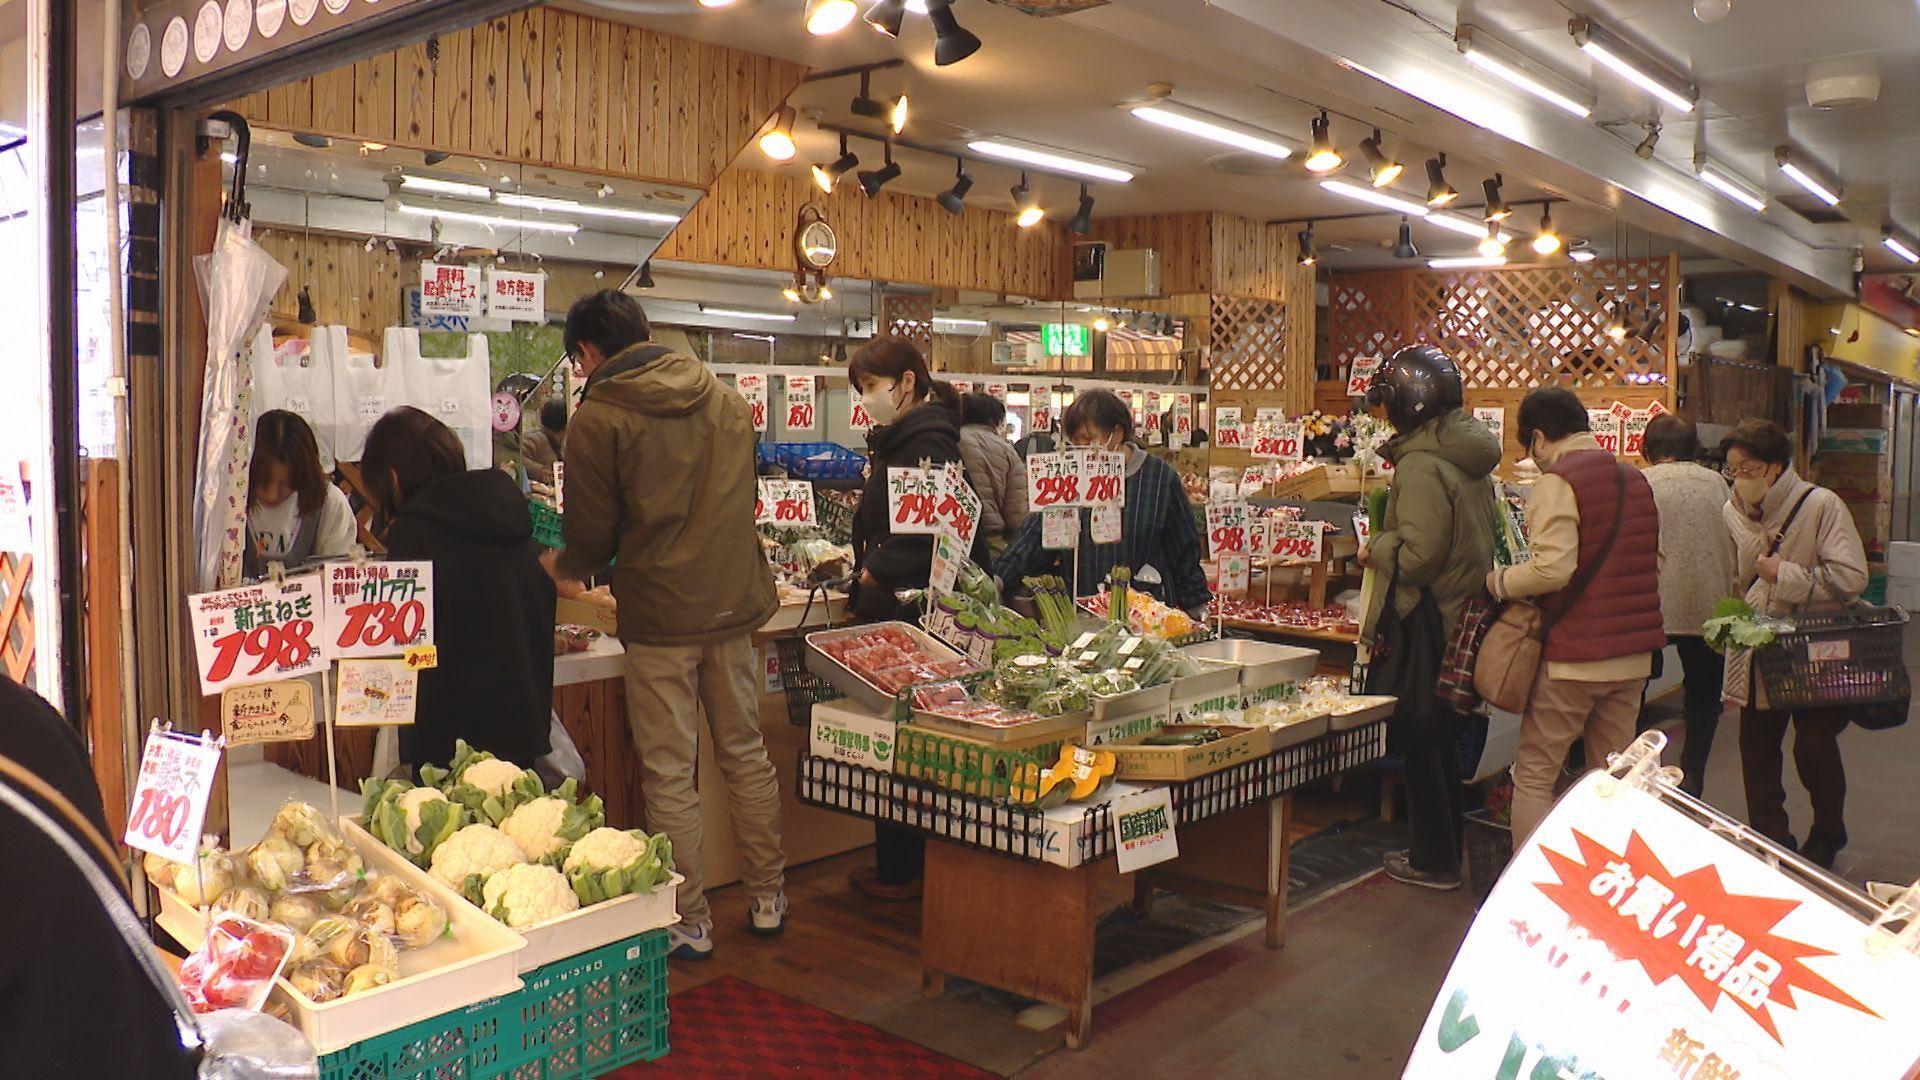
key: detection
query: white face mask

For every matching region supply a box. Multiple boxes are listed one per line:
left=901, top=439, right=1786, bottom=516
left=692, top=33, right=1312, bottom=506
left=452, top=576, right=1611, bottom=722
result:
left=862, top=379, right=907, bottom=427
left=1733, top=474, right=1771, bottom=505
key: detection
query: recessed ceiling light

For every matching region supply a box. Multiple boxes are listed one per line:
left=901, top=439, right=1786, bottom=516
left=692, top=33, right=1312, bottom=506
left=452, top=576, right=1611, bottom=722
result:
left=1569, top=248, right=1597, bottom=263
left=968, top=139, right=1135, bottom=183
left=1569, top=16, right=1698, bottom=115
left=1455, top=24, right=1595, bottom=119
left=1128, top=100, right=1295, bottom=160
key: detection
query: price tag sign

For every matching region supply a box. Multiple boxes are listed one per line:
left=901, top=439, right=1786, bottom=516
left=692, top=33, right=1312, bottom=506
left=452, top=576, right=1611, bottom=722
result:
left=1090, top=504, right=1123, bottom=544
left=1240, top=465, right=1268, bottom=497
left=985, top=382, right=1008, bottom=401
left=1027, top=452, right=1080, bottom=509
left=419, top=261, right=482, bottom=318
left=124, top=729, right=223, bottom=865
left=1042, top=505, right=1079, bottom=550
left=952, top=380, right=975, bottom=395
left=403, top=645, right=439, bottom=670
left=1143, top=393, right=1163, bottom=442
left=756, top=479, right=817, bottom=526
left=737, top=372, right=769, bottom=432
left=1588, top=407, right=1623, bottom=455
left=1078, top=449, right=1126, bottom=508
left=1206, top=501, right=1250, bottom=559
left=1250, top=422, right=1284, bottom=460
left=1255, top=406, right=1284, bottom=424
left=1214, top=406, right=1242, bottom=448
left=1031, top=387, right=1054, bottom=433
left=1271, top=520, right=1325, bottom=563
left=336, top=658, right=419, bottom=727
left=1248, top=520, right=1270, bottom=562
left=484, top=268, right=545, bottom=322
left=784, top=374, right=818, bottom=430
left=1112, top=786, right=1179, bottom=873
left=1252, top=422, right=1304, bottom=461
left=1622, top=409, right=1653, bottom=457
left=928, top=532, right=966, bottom=595
left=1354, top=511, right=1372, bottom=550
left=188, top=573, right=328, bottom=695
left=220, top=681, right=315, bottom=747
left=887, top=467, right=943, bottom=535
left=1647, top=399, right=1670, bottom=417
left=1347, top=355, right=1384, bottom=397
left=936, top=462, right=981, bottom=546
left=849, top=396, right=873, bottom=432
left=1472, top=406, right=1506, bottom=447
left=322, top=561, right=433, bottom=660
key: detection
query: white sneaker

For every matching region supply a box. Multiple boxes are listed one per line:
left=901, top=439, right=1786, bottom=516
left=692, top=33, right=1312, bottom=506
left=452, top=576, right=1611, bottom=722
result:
left=748, top=893, right=788, bottom=937
left=667, top=920, right=714, bottom=960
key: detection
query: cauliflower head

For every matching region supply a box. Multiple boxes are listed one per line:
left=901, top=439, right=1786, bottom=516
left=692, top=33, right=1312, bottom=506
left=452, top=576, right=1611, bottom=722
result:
left=428, top=824, right=527, bottom=903
left=480, top=863, right=580, bottom=927
left=501, top=794, right=605, bottom=864
left=462, top=759, right=527, bottom=799
left=397, top=787, right=452, bottom=854
left=561, top=828, right=675, bottom=906
left=564, top=827, right=648, bottom=873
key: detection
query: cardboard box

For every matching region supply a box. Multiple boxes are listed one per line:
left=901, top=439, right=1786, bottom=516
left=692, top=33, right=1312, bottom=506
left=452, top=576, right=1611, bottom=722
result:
left=1108, top=725, right=1270, bottom=781
left=895, top=720, right=1066, bottom=799
left=1084, top=709, right=1165, bottom=748
left=809, top=700, right=898, bottom=773
left=1826, top=403, right=1888, bottom=428
left=555, top=596, right=618, bottom=637
left=1819, top=429, right=1890, bottom=455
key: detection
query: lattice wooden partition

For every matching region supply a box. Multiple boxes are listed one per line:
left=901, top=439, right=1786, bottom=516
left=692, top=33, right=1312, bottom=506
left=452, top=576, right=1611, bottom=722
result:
left=1207, top=296, right=1290, bottom=393
left=881, top=294, right=934, bottom=353
left=0, top=552, right=33, bottom=684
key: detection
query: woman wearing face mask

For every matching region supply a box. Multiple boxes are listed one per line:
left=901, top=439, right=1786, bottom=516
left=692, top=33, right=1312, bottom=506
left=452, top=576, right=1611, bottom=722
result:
left=1719, top=419, right=1867, bottom=869
left=245, top=409, right=359, bottom=576
left=993, top=389, right=1211, bottom=616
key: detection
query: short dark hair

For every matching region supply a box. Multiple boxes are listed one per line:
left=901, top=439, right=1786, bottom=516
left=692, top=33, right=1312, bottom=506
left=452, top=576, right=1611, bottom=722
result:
left=1516, top=387, right=1589, bottom=447
left=1719, top=418, right=1793, bottom=468
left=250, top=409, right=329, bottom=517
left=1062, top=389, right=1135, bottom=443
left=961, top=392, right=1005, bottom=428
left=847, top=338, right=959, bottom=411
left=563, top=290, right=651, bottom=361
left=1641, top=415, right=1699, bottom=463
left=539, top=397, right=568, bottom=433
left=360, top=406, right=468, bottom=531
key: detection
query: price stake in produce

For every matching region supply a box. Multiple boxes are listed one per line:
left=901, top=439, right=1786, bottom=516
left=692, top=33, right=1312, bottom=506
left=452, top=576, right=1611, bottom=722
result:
left=124, top=725, right=223, bottom=865
left=1214, top=406, right=1242, bottom=448
left=1347, top=355, right=1384, bottom=397
left=1090, top=505, right=1123, bottom=545
left=1078, top=449, right=1126, bottom=508
left=784, top=374, right=818, bottom=430
left=1112, top=786, right=1179, bottom=873
left=1251, top=421, right=1304, bottom=462
left=736, top=372, right=769, bottom=433
left=1042, top=506, right=1079, bottom=550
left=188, top=572, right=328, bottom=695
left=928, top=532, right=967, bottom=596
left=886, top=466, right=944, bottom=535
left=1270, top=520, right=1325, bottom=563
left=322, top=561, right=434, bottom=660
left=1353, top=511, right=1372, bottom=550
left=1208, top=467, right=1239, bottom=504
left=935, top=462, right=981, bottom=546
left=1588, top=407, right=1622, bottom=455
left=1240, top=464, right=1269, bottom=497
left=755, top=479, right=817, bottom=526
left=1206, top=501, right=1251, bottom=559
left=1027, top=452, right=1080, bottom=509
left=849, top=396, right=873, bottom=432
left=1622, top=408, right=1653, bottom=458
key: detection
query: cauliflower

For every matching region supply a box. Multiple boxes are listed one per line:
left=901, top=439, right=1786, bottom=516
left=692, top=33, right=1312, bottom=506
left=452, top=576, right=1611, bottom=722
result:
left=480, top=863, right=580, bottom=927
left=362, top=778, right=466, bottom=866
left=396, top=788, right=451, bottom=848
left=419, top=740, right=543, bottom=823
left=500, top=793, right=605, bottom=864
left=462, top=759, right=527, bottom=800
left=562, top=828, right=675, bottom=906
left=428, top=824, right=527, bottom=905
left=563, top=827, right=648, bottom=874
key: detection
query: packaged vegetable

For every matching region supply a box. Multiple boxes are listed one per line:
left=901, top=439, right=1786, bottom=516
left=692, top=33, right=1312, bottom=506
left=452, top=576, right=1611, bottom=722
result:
left=393, top=892, right=450, bottom=948
left=286, top=960, right=348, bottom=1004
left=343, top=963, right=398, bottom=996
left=172, top=848, right=237, bottom=907
left=242, top=835, right=304, bottom=893
left=341, top=895, right=397, bottom=937
left=269, top=801, right=338, bottom=850
left=269, top=893, right=326, bottom=933
left=177, top=915, right=295, bottom=1015
left=212, top=886, right=272, bottom=924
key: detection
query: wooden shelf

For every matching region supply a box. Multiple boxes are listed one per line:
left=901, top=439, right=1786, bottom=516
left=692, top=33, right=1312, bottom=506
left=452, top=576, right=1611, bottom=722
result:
left=1219, top=618, right=1359, bottom=645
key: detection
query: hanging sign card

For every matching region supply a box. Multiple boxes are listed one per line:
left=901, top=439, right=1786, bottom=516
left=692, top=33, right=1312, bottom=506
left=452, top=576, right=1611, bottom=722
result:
left=756, top=479, right=817, bottom=527
left=886, top=467, right=944, bottom=535
left=188, top=572, right=328, bottom=695
left=220, top=681, right=316, bottom=747
left=1623, top=409, right=1654, bottom=458
left=322, top=561, right=434, bottom=659
left=1090, top=505, right=1123, bottom=545
left=1214, top=406, right=1243, bottom=448
left=736, top=373, right=770, bottom=432
left=1588, top=408, right=1623, bottom=455
left=484, top=269, right=545, bottom=322
left=1217, top=553, right=1251, bottom=594
left=1206, top=501, right=1251, bottom=560
left=336, top=658, right=420, bottom=727
left=849, top=396, right=873, bottom=432
left=124, top=729, right=224, bottom=865
left=1472, top=407, right=1506, bottom=447
left=1112, top=786, right=1179, bottom=873
left=419, top=262, right=482, bottom=319
left=1042, top=506, right=1079, bottom=550
left=1028, top=452, right=1080, bottom=510
left=935, top=463, right=981, bottom=546
left=1347, top=355, right=1384, bottom=398
left=1270, top=520, right=1325, bottom=563
left=785, top=374, right=818, bottom=430
left=1031, top=387, right=1055, bottom=432
left=985, top=382, right=1008, bottom=401
left=1078, top=450, right=1127, bottom=508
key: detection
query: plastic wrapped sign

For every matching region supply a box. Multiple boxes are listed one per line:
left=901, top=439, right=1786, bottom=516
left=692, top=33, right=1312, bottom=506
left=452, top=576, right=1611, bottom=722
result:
left=189, top=572, right=328, bottom=695
left=886, top=467, right=943, bottom=535
left=1028, top=452, right=1079, bottom=509
left=1078, top=450, right=1126, bottom=508
left=1270, top=520, right=1324, bottom=563
left=124, top=727, right=223, bottom=864
left=1588, top=407, right=1623, bottom=454
left=785, top=374, right=818, bottom=430
left=756, top=479, right=817, bottom=527
left=322, top=561, right=433, bottom=659
left=484, top=268, right=545, bottom=322
left=1206, top=501, right=1250, bottom=560
left=1042, top=506, right=1078, bottom=550
left=1213, top=405, right=1243, bottom=448
left=418, top=262, right=482, bottom=319
left=736, top=373, right=770, bottom=432
left=1347, top=355, right=1383, bottom=397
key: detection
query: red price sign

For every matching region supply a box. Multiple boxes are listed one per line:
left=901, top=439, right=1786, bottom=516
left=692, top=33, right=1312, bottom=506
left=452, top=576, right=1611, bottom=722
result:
left=1270, top=521, right=1325, bottom=563
left=1206, top=501, right=1250, bottom=558
left=1348, top=355, right=1383, bottom=397
left=756, top=479, right=817, bottom=526
left=322, top=561, right=435, bottom=659
left=124, top=729, right=223, bottom=865
left=784, top=374, right=818, bottom=430
left=1623, top=410, right=1652, bottom=457
left=849, top=398, right=873, bottom=431
left=1251, top=422, right=1302, bottom=461
left=736, top=374, right=769, bottom=433
left=887, top=467, right=944, bottom=535
left=1588, top=408, right=1622, bottom=455
left=189, top=573, right=330, bottom=695
left=1214, top=406, right=1242, bottom=448
left=1078, top=450, right=1126, bottom=508
left=936, top=464, right=982, bottom=545
left=1027, top=452, right=1080, bottom=509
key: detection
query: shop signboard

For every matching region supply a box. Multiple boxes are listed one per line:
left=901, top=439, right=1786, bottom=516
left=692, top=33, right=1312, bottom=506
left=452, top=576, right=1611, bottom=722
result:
left=1472, top=407, right=1505, bottom=447
left=1112, top=787, right=1179, bottom=873
left=886, top=467, right=944, bottom=535
left=335, top=658, right=420, bottom=727
left=1090, top=505, right=1123, bottom=544
left=1407, top=769, right=1920, bottom=1079
left=484, top=269, right=545, bottom=322
left=1589, top=407, right=1623, bottom=455
left=1214, top=405, right=1243, bottom=448
left=755, top=479, right=816, bottom=527
left=1206, top=501, right=1251, bottom=560
left=1042, top=506, right=1078, bottom=550
left=1347, top=356, right=1384, bottom=398
left=124, top=727, right=223, bottom=865
left=736, top=373, right=770, bottom=432
left=784, top=374, right=818, bottom=430
left=321, top=561, right=433, bottom=660
left=1042, top=323, right=1091, bottom=358
left=188, top=572, right=328, bottom=695
left=419, top=262, right=483, bottom=319
left=220, top=680, right=316, bottom=747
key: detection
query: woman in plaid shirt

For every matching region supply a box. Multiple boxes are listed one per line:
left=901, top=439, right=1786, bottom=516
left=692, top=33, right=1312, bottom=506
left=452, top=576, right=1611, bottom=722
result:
left=993, top=390, right=1212, bottom=615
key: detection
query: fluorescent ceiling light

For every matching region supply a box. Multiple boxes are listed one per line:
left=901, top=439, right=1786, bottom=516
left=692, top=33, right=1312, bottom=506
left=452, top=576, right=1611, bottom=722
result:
left=733, top=333, right=777, bottom=342
left=400, top=175, right=493, bottom=199
left=1428, top=255, right=1507, bottom=269
left=702, top=307, right=798, bottom=322
left=1692, top=156, right=1766, bottom=213
left=496, top=193, right=680, bottom=225
left=934, top=317, right=989, bottom=330
left=395, top=202, right=579, bottom=234
left=1570, top=17, right=1697, bottom=114
left=1129, top=101, right=1293, bottom=160
left=1423, top=211, right=1512, bottom=243
left=1319, top=179, right=1430, bottom=218
left=967, top=139, right=1135, bottom=183
left=1736, top=302, right=1764, bottom=313
left=1884, top=231, right=1920, bottom=264
left=1456, top=25, right=1594, bottom=119
left=1776, top=147, right=1842, bottom=206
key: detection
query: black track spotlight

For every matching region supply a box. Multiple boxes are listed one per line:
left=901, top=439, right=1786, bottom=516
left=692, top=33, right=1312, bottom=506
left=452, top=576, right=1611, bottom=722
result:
left=937, top=159, right=973, bottom=215
left=927, top=0, right=982, bottom=67
left=1304, top=110, right=1343, bottom=173
left=863, top=0, right=906, bottom=37
left=636, top=260, right=656, bottom=289
left=811, top=135, right=861, bottom=193
left=1359, top=128, right=1404, bottom=187
left=1067, top=182, right=1095, bottom=235
left=850, top=73, right=887, bottom=122
left=423, top=150, right=451, bottom=166
left=1482, top=174, right=1511, bottom=222
left=1424, top=154, right=1458, bottom=206
left=1011, top=171, right=1044, bottom=228
left=1635, top=122, right=1661, bottom=160
left=1297, top=225, right=1317, bottom=267
left=1392, top=216, right=1419, bottom=260
left=857, top=143, right=902, bottom=198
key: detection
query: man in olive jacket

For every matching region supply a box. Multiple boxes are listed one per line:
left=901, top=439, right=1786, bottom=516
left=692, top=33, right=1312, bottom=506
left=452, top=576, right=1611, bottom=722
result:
left=555, top=291, right=786, bottom=958
left=1360, top=345, right=1502, bottom=891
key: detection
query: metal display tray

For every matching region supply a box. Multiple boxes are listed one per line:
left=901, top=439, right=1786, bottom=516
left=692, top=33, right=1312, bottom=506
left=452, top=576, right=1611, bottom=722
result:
left=1328, top=695, right=1397, bottom=731
left=1179, top=638, right=1319, bottom=688
left=1089, top=680, right=1173, bottom=722
left=805, top=621, right=975, bottom=713
left=1168, top=656, right=1241, bottom=701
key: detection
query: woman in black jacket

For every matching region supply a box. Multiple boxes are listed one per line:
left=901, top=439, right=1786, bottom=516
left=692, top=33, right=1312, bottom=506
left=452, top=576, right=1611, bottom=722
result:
left=362, top=406, right=556, bottom=769
left=845, top=338, right=961, bottom=900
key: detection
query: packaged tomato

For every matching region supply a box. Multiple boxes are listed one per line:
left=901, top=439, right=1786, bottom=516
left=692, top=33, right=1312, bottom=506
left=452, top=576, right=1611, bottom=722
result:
left=178, top=914, right=296, bottom=1015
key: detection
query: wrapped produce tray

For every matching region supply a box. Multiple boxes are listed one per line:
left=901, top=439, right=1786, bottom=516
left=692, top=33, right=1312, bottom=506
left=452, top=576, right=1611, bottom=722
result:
left=805, top=621, right=977, bottom=713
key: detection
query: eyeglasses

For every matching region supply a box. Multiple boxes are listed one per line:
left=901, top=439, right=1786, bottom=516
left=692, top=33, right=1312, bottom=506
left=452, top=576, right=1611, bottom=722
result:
left=1721, top=463, right=1768, bottom=480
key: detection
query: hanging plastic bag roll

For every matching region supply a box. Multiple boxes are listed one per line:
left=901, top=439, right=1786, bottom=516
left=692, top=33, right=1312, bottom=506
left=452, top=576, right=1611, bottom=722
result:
left=252, top=325, right=340, bottom=471
left=389, top=327, right=494, bottom=470
left=327, top=333, right=402, bottom=464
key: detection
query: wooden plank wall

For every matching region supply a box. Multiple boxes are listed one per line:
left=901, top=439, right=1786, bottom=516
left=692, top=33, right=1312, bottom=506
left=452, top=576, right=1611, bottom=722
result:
left=1084, top=212, right=1216, bottom=296
left=256, top=231, right=409, bottom=339
left=652, top=166, right=1074, bottom=300
left=229, top=9, right=807, bottom=191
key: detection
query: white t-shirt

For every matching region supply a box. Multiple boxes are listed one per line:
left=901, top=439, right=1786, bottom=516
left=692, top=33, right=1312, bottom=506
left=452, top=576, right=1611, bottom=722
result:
left=247, top=484, right=358, bottom=564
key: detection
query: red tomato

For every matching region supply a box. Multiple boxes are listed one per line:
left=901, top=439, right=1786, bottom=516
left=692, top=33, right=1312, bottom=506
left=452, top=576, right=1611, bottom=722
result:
left=228, top=940, right=282, bottom=980
left=204, top=967, right=257, bottom=1010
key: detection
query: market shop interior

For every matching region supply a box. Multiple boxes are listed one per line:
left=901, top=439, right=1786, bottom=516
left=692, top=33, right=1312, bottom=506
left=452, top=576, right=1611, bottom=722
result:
left=14, top=0, right=1920, bottom=1075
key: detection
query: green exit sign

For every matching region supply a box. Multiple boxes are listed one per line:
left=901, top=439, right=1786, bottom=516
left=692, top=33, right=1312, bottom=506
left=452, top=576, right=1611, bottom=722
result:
left=1043, top=323, right=1091, bottom=357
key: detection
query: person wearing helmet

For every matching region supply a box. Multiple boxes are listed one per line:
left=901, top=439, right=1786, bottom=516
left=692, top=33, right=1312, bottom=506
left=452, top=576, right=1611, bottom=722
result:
left=1358, top=345, right=1502, bottom=891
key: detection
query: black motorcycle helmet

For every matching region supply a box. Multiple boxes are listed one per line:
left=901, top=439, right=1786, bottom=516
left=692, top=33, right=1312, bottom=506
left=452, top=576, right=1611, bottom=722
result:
left=1366, top=345, right=1464, bottom=433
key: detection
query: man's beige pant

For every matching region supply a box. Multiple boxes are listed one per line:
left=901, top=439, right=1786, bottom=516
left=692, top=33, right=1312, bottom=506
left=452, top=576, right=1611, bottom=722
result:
left=1510, top=674, right=1644, bottom=843
left=622, top=633, right=786, bottom=928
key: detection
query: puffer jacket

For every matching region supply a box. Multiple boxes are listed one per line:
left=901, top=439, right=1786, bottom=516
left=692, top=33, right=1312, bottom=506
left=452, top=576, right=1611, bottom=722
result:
left=851, top=401, right=962, bottom=619
left=556, top=343, right=778, bottom=645
left=1722, top=467, right=1868, bottom=706
left=958, top=423, right=1029, bottom=539
left=1362, top=408, right=1503, bottom=642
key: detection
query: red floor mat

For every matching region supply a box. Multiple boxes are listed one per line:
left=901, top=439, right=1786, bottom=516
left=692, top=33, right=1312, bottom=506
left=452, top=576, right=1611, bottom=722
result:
left=609, top=975, right=999, bottom=1079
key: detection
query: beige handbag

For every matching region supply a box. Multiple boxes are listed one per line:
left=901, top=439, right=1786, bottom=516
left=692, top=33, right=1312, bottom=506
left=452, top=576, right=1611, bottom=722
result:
left=1474, top=463, right=1626, bottom=713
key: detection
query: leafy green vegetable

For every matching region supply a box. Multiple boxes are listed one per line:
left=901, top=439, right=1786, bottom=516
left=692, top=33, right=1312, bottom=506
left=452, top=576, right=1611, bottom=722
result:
left=1703, top=597, right=1775, bottom=654
left=565, top=833, right=676, bottom=905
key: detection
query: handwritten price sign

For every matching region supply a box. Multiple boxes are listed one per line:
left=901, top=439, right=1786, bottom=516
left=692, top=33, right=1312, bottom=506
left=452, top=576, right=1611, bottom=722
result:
left=1079, top=450, right=1126, bottom=508
left=785, top=374, right=817, bottom=430
left=1031, top=387, right=1054, bottom=433
left=737, top=373, right=769, bottom=433
left=1206, top=501, right=1251, bottom=558
left=935, top=463, right=981, bottom=546
left=1042, top=506, right=1078, bottom=550
left=1214, top=406, right=1242, bottom=448
left=1090, top=505, right=1123, bottom=544
left=1251, top=422, right=1303, bottom=461
left=1269, top=520, right=1325, bottom=563
left=756, top=479, right=817, bottom=526
left=1622, top=409, right=1652, bottom=457
left=189, top=573, right=328, bottom=695
left=1348, top=355, right=1384, bottom=398
left=1027, top=452, right=1080, bottom=509
left=1588, top=407, right=1622, bottom=455
left=322, top=561, right=434, bottom=659
left=124, top=729, right=223, bottom=865
left=887, top=467, right=944, bottom=535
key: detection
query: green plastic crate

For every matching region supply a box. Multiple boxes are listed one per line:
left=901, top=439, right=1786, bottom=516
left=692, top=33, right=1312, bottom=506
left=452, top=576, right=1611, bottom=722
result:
left=530, top=500, right=564, bottom=549
left=318, top=930, right=670, bottom=1080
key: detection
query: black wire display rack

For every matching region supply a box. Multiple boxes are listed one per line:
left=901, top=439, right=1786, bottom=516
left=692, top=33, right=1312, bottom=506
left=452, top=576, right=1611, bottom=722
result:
left=798, top=721, right=1388, bottom=866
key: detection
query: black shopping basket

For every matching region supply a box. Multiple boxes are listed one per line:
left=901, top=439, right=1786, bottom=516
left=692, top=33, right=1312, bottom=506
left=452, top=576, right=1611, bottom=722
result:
left=1753, top=606, right=1910, bottom=710
left=775, top=583, right=844, bottom=726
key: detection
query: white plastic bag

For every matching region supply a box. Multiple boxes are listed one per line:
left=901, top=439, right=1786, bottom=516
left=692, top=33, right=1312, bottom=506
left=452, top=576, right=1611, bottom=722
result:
left=389, top=328, right=494, bottom=470
left=252, top=325, right=341, bottom=471
left=327, top=337, right=402, bottom=464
